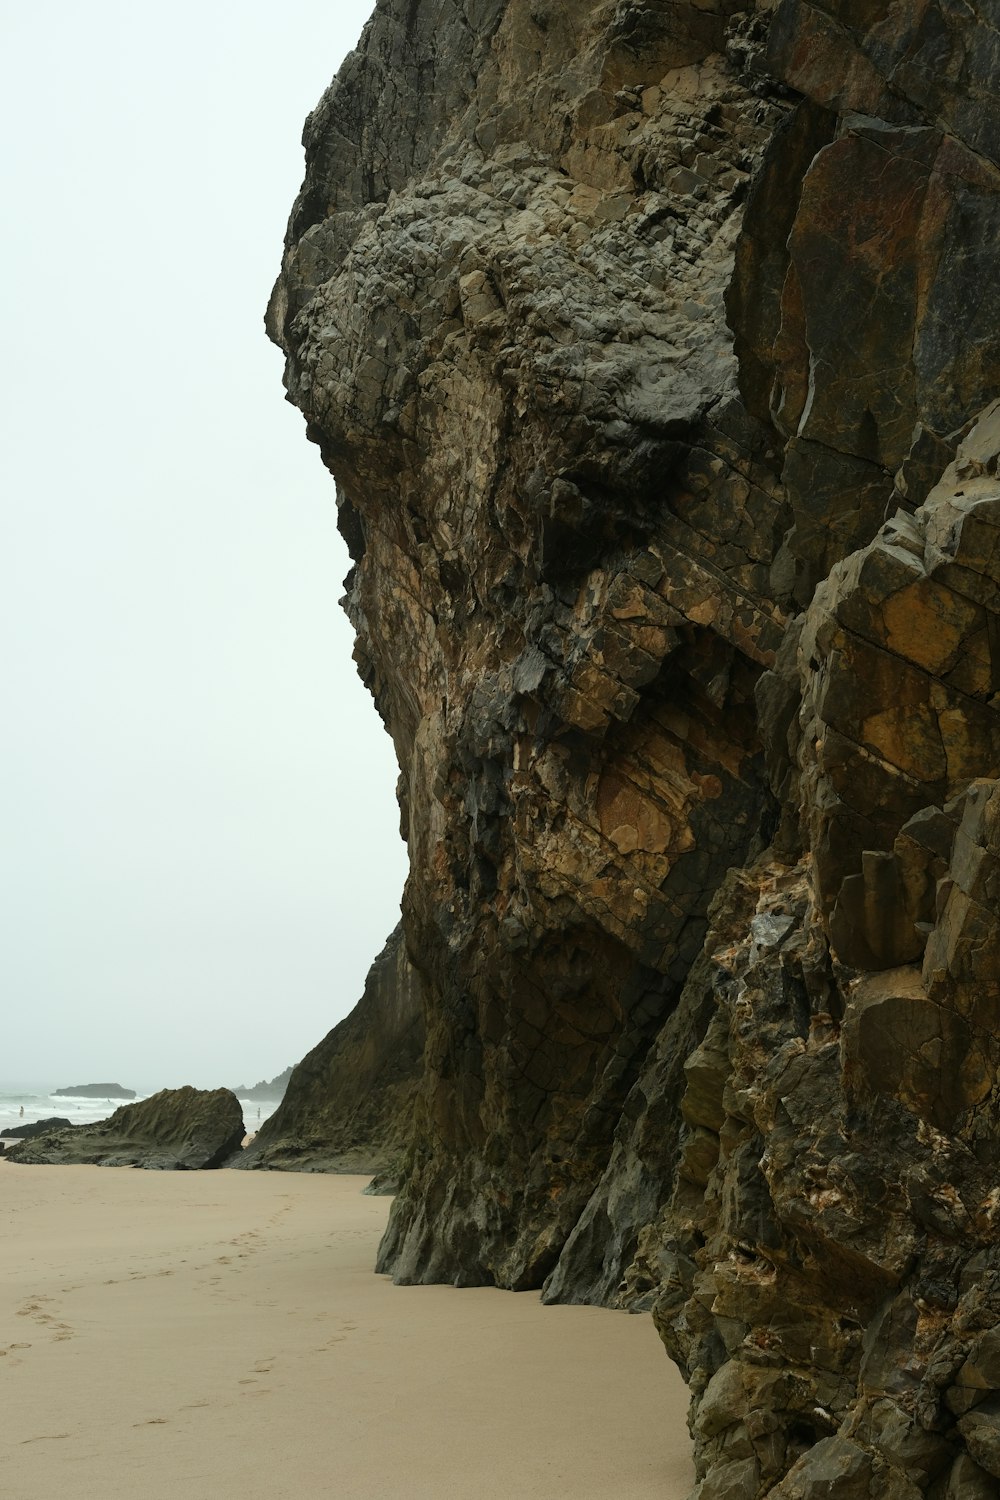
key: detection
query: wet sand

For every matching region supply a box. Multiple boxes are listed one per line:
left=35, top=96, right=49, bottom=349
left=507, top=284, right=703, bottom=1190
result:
left=1, top=1167, right=694, bottom=1499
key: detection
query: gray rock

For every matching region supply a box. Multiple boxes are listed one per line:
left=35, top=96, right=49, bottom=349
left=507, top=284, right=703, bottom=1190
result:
left=958, top=1402, right=1000, bottom=1481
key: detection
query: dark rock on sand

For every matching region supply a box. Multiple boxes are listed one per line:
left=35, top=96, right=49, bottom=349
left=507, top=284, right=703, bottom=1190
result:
left=236, top=925, right=423, bottom=1178
left=0, top=1117, right=73, bottom=1140
left=6, top=1087, right=244, bottom=1170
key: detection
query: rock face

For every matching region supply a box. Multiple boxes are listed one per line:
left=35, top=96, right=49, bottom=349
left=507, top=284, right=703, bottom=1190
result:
left=6, top=1088, right=244, bottom=1170
left=268, top=2, right=1000, bottom=1494
left=237, top=925, right=424, bottom=1176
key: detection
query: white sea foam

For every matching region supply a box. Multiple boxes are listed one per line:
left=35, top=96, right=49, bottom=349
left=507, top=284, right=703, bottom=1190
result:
left=0, top=1087, right=280, bottom=1135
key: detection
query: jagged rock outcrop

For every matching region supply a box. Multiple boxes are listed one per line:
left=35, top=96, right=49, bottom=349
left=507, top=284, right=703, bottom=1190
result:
left=6, top=1088, right=244, bottom=1170
left=236, top=924, right=423, bottom=1176
left=269, top=2, right=1000, bottom=1494
left=231, top=1066, right=294, bottom=1102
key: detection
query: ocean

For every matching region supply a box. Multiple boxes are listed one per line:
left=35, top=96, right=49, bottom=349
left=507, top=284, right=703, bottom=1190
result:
left=0, top=1085, right=280, bottom=1136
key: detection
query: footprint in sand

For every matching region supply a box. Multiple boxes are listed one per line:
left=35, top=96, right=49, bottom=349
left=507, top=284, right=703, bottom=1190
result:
left=19, top=1299, right=61, bottom=1328
left=16, top=1292, right=75, bottom=1343
left=318, top=1320, right=359, bottom=1352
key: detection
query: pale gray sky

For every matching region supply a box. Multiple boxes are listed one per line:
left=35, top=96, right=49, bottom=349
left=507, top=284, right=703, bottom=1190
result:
left=0, top=1, right=410, bottom=1092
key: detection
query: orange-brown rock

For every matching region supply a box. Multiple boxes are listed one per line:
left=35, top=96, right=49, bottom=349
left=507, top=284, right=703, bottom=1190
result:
left=269, top=3, right=1000, bottom=1494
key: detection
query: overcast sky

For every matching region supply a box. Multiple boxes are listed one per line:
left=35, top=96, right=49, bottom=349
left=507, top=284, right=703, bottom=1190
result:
left=0, top=0, right=410, bottom=1093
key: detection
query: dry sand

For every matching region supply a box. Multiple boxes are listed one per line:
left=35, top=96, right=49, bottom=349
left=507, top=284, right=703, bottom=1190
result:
left=1, top=1166, right=694, bottom=1499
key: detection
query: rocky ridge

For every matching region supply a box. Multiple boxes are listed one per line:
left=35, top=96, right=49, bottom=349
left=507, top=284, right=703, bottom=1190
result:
left=231, top=1066, right=294, bottom=1102
left=269, top=2, right=1000, bottom=1495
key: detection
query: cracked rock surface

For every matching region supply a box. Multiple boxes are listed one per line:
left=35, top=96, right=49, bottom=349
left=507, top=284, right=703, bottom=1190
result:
left=269, top=2, right=1000, bottom=1494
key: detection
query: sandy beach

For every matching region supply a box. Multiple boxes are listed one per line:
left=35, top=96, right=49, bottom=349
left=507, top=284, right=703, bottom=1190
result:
left=1, top=1166, right=694, bottom=1499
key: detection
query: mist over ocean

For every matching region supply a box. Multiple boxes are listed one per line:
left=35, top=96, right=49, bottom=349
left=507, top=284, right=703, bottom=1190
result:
left=0, top=1086, right=280, bottom=1134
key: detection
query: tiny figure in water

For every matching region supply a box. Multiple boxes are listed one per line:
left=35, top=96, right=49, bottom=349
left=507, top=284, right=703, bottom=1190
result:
left=19, top=1105, right=24, bottom=1118
left=257, top=1107, right=261, bottom=1121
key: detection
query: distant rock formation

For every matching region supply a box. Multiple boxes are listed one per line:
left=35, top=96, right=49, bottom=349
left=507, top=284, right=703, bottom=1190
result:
left=268, top=2, right=1000, bottom=1495
left=0, top=1117, right=73, bottom=1140
left=230, top=1066, right=294, bottom=1102
left=237, top=925, right=423, bottom=1178
left=6, top=1088, right=244, bottom=1169
left=55, top=1083, right=136, bottom=1099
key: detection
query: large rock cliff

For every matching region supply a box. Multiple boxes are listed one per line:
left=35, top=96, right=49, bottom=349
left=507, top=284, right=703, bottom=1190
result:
left=269, top=3, right=1000, bottom=1495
